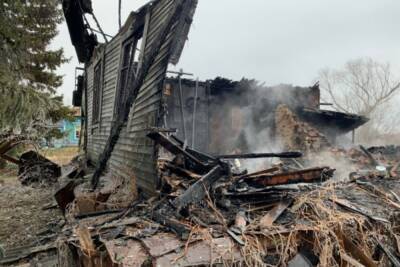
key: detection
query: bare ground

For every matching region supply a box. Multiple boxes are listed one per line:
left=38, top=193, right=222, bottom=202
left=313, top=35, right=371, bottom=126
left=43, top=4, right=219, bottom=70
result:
left=0, top=147, right=78, bottom=251
left=0, top=181, right=62, bottom=250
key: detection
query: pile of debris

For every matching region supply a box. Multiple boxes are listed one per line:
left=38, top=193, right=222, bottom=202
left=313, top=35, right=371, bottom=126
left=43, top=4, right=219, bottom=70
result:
left=3, top=132, right=400, bottom=266
left=0, top=135, right=62, bottom=187
left=18, top=150, right=61, bottom=187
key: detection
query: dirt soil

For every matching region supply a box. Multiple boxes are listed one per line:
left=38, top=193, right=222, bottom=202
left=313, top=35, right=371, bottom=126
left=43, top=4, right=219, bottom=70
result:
left=0, top=147, right=78, bottom=251
left=0, top=178, right=63, bottom=250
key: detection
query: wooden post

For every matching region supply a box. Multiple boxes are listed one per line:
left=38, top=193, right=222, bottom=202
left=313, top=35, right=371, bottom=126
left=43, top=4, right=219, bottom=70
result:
left=191, top=78, right=199, bottom=149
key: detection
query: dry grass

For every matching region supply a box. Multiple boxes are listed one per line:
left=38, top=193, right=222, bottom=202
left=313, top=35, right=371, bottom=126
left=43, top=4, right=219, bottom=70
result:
left=40, top=146, right=79, bottom=165
left=237, top=183, right=394, bottom=266
left=0, top=169, right=18, bottom=185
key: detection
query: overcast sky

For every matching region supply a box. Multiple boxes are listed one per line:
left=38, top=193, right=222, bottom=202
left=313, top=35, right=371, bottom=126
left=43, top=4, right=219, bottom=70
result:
left=52, top=0, right=400, bottom=105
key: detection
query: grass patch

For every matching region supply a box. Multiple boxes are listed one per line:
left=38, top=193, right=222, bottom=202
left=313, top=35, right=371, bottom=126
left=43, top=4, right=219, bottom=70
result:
left=40, top=146, right=80, bottom=165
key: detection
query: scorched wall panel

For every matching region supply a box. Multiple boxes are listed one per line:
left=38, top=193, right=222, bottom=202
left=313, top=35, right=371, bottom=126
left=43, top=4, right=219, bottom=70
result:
left=108, top=0, right=180, bottom=196
left=86, top=36, right=122, bottom=164
left=83, top=0, right=197, bottom=196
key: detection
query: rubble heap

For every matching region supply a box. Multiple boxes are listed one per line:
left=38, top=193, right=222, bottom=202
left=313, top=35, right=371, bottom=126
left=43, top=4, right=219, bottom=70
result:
left=0, top=135, right=62, bottom=187
left=18, top=150, right=61, bottom=187
left=2, top=131, right=400, bottom=266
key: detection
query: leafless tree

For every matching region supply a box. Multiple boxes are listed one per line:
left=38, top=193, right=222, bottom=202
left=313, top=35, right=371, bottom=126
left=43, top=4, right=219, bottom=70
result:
left=318, top=57, right=400, bottom=143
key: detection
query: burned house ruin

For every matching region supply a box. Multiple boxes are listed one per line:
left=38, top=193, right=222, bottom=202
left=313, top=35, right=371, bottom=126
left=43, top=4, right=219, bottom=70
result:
left=4, top=1, right=400, bottom=266
left=65, top=0, right=367, bottom=196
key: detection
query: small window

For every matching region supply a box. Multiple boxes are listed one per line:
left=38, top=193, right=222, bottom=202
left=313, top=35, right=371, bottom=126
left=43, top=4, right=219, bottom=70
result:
left=115, top=34, right=143, bottom=116
left=92, top=62, right=102, bottom=124
left=75, top=130, right=80, bottom=139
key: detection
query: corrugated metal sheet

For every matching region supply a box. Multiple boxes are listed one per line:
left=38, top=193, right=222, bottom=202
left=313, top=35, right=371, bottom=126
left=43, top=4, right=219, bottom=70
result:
left=84, top=0, right=197, bottom=196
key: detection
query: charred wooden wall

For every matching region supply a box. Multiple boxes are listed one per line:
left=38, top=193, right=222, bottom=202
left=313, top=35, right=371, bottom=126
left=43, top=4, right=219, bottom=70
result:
left=86, top=36, right=122, bottom=161
left=85, top=0, right=197, bottom=196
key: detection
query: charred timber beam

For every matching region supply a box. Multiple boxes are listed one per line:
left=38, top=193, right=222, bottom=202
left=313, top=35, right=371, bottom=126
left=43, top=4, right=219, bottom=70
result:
left=245, top=167, right=334, bottom=187
left=75, top=200, right=142, bottom=219
left=75, top=208, right=123, bottom=219
left=216, top=151, right=303, bottom=159
left=236, top=166, right=280, bottom=180
left=146, top=127, right=177, bottom=133
left=170, top=135, right=216, bottom=163
left=62, top=0, right=97, bottom=63
left=152, top=211, right=190, bottom=239
left=54, top=180, right=80, bottom=214
left=259, top=199, right=293, bottom=228
left=0, top=243, right=56, bottom=265
left=173, top=165, right=224, bottom=209
left=147, top=132, right=208, bottom=169
left=330, top=198, right=389, bottom=223
left=165, top=162, right=201, bottom=180
left=375, top=237, right=400, bottom=267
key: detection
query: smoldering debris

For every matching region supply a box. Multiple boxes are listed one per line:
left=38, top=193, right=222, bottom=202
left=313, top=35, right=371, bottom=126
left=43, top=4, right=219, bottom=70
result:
left=0, top=104, right=398, bottom=267
left=4, top=128, right=400, bottom=266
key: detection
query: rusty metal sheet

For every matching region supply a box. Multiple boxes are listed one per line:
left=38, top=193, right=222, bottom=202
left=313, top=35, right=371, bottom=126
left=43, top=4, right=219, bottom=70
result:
left=155, top=238, right=242, bottom=266
left=246, top=167, right=334, bottom=186
left=142, top=233, right=184, bottom=257
left=104, top=239, right=149, bottom=267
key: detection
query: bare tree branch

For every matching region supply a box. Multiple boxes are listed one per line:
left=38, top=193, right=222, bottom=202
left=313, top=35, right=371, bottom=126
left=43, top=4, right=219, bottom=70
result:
left=317, top=57, right=400, bottom=142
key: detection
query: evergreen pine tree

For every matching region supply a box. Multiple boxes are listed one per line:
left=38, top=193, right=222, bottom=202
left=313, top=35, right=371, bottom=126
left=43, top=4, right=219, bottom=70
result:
left=0, top=0, right=71, bottom=134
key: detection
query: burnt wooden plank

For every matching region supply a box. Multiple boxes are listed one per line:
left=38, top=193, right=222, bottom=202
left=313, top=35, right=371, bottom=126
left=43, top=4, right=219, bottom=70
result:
left=147, top=131, right=207, bottom=169
left=216, top=151, right=303, bottom=159
left=173, top=165, right=223, bottom=209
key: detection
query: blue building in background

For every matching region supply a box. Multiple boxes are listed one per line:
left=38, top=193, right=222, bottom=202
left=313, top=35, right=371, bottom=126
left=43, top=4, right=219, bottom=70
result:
left=53, top=108, right=81, bottom=148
